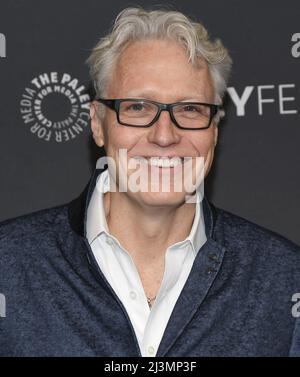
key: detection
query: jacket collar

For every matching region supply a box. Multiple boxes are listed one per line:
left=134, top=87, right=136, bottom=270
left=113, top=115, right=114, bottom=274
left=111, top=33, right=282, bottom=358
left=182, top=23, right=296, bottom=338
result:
left=67, top=168, right=224, bottom=357
left=67, top=167, right=218, bottom=242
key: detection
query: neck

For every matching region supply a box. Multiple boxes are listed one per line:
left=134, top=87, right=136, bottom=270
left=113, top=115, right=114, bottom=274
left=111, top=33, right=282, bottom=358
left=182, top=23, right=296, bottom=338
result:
left=104, top=191, right=196, bottom=260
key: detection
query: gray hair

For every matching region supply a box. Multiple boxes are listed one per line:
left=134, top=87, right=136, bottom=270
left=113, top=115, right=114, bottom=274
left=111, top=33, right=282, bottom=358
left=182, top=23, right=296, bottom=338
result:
left=86, top=7, right=232, bottom=106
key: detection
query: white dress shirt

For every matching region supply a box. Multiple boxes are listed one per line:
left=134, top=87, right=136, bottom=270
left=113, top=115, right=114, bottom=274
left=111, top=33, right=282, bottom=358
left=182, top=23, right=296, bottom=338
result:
left=86, top=169, right=207, bottom=357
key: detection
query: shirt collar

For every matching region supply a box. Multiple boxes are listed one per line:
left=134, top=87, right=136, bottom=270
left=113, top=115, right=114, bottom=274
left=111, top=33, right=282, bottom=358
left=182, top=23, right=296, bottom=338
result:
left=86, top=169, right=207, bottom=255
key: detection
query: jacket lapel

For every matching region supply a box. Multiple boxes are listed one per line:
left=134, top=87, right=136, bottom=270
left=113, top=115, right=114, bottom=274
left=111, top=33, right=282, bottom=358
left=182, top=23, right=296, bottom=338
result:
left=68, top=168, right=106, bottom=237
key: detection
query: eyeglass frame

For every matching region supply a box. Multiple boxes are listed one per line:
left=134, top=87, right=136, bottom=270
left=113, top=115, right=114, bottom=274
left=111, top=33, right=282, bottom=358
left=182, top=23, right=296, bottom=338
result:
left=95, top=98, right=222, bottom=130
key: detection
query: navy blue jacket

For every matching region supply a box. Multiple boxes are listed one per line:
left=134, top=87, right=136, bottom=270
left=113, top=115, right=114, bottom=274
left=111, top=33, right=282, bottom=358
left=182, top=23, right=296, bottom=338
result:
left=1, top=167, right=300, bottom=357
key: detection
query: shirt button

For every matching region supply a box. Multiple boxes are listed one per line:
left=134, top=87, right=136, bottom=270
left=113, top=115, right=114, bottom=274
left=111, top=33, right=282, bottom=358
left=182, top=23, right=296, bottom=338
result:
left=106, top=238, right=114, bottom=246
left=148, top=346, right=155, bottom=356
left=129, top=291, right=137, bottom=300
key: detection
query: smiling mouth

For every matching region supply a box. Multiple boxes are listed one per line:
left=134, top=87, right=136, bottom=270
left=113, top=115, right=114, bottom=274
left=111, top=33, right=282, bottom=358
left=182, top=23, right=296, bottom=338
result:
left=132, top=156, right=190, bottom=168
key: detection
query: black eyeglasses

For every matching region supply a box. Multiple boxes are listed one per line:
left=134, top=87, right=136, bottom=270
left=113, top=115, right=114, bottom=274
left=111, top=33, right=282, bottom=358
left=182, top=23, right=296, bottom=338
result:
left=95, top=98, right=221, bottom=130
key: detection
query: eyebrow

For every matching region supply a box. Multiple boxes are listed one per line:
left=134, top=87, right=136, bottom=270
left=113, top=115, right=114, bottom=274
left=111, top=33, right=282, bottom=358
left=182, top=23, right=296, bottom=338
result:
left=124, top=90, right=205, bottom=102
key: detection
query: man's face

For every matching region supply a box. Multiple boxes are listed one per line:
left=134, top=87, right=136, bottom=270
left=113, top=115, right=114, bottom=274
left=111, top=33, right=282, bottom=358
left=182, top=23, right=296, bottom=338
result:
left=91, top=39, right=218, bottom=208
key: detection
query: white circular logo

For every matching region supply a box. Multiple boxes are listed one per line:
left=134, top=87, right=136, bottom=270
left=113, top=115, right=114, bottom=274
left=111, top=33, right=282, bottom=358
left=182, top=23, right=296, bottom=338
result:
left=20, top=72, right=91, bottom=142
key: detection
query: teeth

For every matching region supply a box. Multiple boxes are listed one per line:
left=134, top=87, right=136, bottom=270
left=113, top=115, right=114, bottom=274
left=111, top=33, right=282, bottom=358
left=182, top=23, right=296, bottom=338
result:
left=133, top=156, right=183, bottom=168
left=153, top=158, right=179, bottom=168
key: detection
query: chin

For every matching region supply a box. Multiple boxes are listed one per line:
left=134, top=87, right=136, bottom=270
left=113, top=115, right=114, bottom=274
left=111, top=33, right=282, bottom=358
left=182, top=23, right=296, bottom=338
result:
left=129, top=190, right=190, bottom=208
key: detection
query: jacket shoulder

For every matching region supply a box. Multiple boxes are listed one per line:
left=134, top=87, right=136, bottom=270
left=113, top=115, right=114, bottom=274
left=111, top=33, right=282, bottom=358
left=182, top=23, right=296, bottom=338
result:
left=0, top=204, right=69, bottom=237
left=0, top=204, right=70, bottom=260
left=213, top=204, right=300, bottom=261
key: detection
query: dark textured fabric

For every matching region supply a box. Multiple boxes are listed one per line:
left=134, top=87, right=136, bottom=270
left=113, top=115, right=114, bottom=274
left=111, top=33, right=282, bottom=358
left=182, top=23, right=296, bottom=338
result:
left=0, top=167, right=300, bottom=357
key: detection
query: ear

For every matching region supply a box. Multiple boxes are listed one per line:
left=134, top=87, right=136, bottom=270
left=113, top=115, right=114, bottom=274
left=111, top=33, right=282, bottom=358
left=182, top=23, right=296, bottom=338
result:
left=213, top=124, right=218, bottom=146
left=90, top=101, right=104, bottom=147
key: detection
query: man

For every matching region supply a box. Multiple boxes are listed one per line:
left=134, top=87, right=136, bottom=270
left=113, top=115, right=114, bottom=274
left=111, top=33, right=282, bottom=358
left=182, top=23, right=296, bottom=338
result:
left=0, top=7, right=300, bottom=357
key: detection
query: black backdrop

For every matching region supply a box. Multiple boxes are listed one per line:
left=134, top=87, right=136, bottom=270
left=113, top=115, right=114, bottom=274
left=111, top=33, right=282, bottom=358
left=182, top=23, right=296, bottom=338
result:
left=0, top=0, right=299, bottom=245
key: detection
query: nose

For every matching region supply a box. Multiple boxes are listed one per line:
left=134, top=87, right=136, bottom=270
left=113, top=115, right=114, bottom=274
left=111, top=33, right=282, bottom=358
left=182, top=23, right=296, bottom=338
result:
left=147, top=109, right=181, bottom=147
